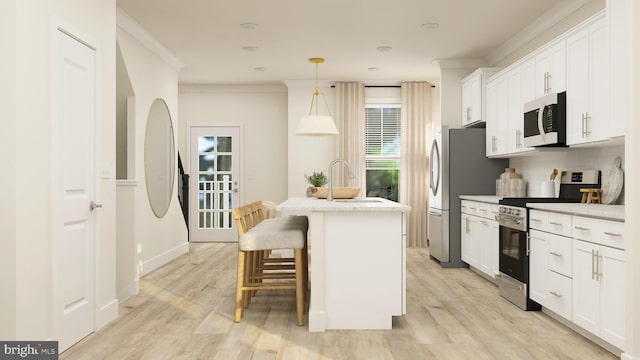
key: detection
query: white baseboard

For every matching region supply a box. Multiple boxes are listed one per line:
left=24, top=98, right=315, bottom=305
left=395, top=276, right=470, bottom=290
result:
left=96, top=299, right=119, bottom=330
left=140, top=242, right=189, bottom=276
left=622, top=353, right=640, bottom=360
left=117, top=278, right=140, bottom=303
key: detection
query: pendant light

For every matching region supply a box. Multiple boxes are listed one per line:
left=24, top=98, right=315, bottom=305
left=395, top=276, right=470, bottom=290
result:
left=296, top=58, right=338, bottom=136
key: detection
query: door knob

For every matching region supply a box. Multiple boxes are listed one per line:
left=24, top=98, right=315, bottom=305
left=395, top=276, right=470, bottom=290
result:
left=90, top=201, right=103, bottom=211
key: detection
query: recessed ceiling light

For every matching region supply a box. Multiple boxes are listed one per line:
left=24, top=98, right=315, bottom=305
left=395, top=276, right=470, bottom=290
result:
left=368, top=67, right=381, bottom=71
left=254, top=67, right=267, bottom=71
left=240, top=23, right=258, bottom=30
left=376, top=46, right=392, bottom=52
left=242, top=46, right=258, bottom=52
left=421, top=22, right=440, bottom=30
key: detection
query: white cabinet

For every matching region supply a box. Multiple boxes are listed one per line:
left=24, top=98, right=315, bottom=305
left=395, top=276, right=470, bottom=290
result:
left=572, top=240, right=625, bottom=350
left=529, top=209, right=625, bottom=350
left=566, top=15, right=610, bottom=145
left=462, top=68, right=500, bottom=128
left=485, top=73, right=508, bottom=156
left=505, top=65, right=533, bottom=154
left=460, top=200, right=499, bottom=279
left=529, top=209, right=573, bottom=321
left=532, top=40, right=566, bottom=100
left=572, top=215, right=625, bottom=349
left=529, top=229, right=573, bottom=320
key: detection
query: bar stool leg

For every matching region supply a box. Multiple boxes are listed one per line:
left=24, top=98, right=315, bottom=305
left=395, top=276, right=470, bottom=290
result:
left=294, top=248, right=305, bottom=326
left=235, top=250, right=246, bottom=322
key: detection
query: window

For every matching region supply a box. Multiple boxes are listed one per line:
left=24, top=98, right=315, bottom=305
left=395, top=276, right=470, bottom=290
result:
left=365, top=105, right=400, bottom=201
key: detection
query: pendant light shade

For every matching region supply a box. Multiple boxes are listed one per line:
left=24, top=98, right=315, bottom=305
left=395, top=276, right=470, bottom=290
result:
left=296, top=58, right=338, bottom=136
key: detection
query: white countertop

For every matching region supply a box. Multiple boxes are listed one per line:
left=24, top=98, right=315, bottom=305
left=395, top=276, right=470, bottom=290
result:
left=459, top=195, right=502, bottom=204
left=527, top=203, right=624, bottom=221
left=277, top=197, right=411, bottom=212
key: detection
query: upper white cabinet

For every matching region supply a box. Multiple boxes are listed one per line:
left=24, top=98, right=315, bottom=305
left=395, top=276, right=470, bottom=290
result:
left=483, top=10, right=620, bottom=155
left=461, top=68, right=500, bottom=128
left=566, top=15, right=610, bottom=145
left=532, top=40, right=567, bottom=101
left=485, top=73, right=508, bottom=156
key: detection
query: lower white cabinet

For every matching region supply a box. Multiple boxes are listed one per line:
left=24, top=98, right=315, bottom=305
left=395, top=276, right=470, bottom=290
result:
left=529, top=229, right=572, bottom=320
left=572, top=240, right=625, bottom=350
left=461, top=200, right=499, bottom=279
left=529, top=209, right=625, bottom=351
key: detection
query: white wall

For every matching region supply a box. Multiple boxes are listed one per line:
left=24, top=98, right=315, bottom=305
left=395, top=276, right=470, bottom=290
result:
left=0, top=0, right=117, bottom=340
left=509, top=145, right=625, bottom=201
left=284, top=81, right=337, bottom=198
left=178, top=86, right=289, bottom=204
left=116, top=20, right=188, bottom=277
left=0, top=0, right=17, bottom=339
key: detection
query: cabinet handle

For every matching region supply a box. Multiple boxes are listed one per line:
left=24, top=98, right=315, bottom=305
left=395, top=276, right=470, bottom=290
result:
left=574, top=226, right=590, bottom=231
left=591, top=249, right=596, bottom=280
left=549, top=251, right=563, bottom=257
left=467, top=106, right=471, bottom=121
left=596, top=250, right=602, bottom=281
left=492, top=136, right=497, bottom=152
left=480, top=220, right=488, bottom=225
left=526, top=233, right=530, bottom=256
left=515, top=129, right=521, bottom=148
left=544, top=71, right=549, bottom=95
left=530, top=218, right=542, bottom=222
left=604, top=232, right=622, bottom=237
left=546, top=72, right=551, bottom=93
left=549, top=291, right=562, bottom=298
left=549, top=222, right=563, bottom=226
left=469, top=207, right=477, bottom=211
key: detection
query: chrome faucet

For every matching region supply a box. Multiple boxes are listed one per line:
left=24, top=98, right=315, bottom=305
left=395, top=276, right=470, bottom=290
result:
left=327, top=159, right=355, bottom=201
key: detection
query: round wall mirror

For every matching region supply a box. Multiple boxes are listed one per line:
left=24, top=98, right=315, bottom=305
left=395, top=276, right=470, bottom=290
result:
left=144, top=98, right=176, bottom=218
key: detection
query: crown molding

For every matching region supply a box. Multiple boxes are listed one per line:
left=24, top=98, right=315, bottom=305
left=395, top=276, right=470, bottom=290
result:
left=116, top=7, right=184, bottom=71
left=179, top=84, right=287, bottom=93
left=485, top=0, right=591, bottom=65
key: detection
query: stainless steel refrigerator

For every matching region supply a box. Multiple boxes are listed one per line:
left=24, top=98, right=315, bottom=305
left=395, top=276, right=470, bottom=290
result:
left=427, top=126, right=508, bottom=268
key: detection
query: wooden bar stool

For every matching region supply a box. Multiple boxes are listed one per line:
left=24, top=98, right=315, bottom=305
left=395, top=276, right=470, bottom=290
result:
left=580, top=188, right=602, bottom=204
left=232, top=201, right=308, bottom=326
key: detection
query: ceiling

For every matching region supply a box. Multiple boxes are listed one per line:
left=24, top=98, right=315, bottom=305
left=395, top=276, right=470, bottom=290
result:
left=116, top=0, right=576, bottom=86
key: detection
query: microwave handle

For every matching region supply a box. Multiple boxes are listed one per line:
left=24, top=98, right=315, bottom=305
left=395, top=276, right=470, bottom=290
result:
left=537, top=106, right=546, bottom=143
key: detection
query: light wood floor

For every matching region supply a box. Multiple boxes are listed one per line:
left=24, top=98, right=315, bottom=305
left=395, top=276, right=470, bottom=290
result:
left=61, top=243, right=617, bottom=360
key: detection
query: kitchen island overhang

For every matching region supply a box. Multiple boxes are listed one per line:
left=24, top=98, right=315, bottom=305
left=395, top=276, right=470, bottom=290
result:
left=277, top=197, right=411, bottom=332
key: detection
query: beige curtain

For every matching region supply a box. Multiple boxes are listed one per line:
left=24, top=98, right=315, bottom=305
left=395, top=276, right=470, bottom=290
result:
left=334, top=82, right=365, bottom=186
left=400, top=82, right=432, bottom=247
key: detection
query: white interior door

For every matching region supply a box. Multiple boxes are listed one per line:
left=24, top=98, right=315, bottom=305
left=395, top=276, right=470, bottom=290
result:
left=53, top=29, right=97, bottom=351
left=189, top=126, right=241, bottom=242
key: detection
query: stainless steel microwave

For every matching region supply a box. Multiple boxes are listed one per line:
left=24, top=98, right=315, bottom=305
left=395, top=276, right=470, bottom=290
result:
left=523, top=91, right=566, bottom=147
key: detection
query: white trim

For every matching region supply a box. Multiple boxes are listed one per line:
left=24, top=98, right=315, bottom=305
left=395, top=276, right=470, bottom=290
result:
left=485, top=0, right=591, bottom=65
left=117, top=279, right=140, bottom=303
left=139, top=242, right=189, bottom=276
left=622, top=354, right=640, bottom=360
left=116, top=7, right=184, bottom=71
left=116, top=179, right=140, bottom=187
left=179, top=84, right=287, bottom=94
left=95, top=299, right=119, bottom=330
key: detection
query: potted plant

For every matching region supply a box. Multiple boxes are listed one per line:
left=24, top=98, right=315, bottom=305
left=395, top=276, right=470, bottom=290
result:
left=304, top=171, right=328, bottom=197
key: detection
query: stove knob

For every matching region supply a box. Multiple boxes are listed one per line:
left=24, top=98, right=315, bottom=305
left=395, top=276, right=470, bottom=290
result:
left=499, top=207, right=505, bottom=214
left=513, top=208, right=520, bottom=216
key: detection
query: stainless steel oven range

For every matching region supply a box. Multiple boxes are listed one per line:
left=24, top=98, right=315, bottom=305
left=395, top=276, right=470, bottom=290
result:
left=496, top=169, right=601, bottom=311
left=496, top=203, right=541, bottom=311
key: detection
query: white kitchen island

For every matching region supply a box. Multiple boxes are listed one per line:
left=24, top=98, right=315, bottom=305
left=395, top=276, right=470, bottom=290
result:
left=277, top=197, right=411, bottom=332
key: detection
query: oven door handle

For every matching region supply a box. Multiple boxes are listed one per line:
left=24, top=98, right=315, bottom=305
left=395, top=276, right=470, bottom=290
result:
left=495, top=215, right=523, bottom=229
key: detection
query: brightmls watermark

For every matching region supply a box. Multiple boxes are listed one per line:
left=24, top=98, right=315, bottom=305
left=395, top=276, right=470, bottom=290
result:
left=0, top=342, right=58, bottom=359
